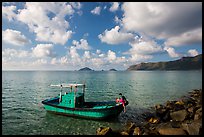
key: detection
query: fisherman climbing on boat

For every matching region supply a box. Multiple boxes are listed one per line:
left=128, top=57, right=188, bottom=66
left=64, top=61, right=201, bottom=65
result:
left=119, top=93, right=128, bottom=112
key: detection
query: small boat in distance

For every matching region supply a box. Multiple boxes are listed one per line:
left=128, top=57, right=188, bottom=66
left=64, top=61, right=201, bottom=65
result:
left=42, top=83, right=128, bottom=120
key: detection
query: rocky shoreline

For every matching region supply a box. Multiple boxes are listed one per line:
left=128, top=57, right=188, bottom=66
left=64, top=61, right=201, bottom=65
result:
left=96, top=89, right=202, bottom=135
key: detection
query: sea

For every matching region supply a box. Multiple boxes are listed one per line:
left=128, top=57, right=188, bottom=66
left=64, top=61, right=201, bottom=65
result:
left=2, top=70, right=202, bottom=135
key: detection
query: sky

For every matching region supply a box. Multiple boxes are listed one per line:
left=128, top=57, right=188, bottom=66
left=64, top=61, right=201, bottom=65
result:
left=2, top=2, right=202, bottom=70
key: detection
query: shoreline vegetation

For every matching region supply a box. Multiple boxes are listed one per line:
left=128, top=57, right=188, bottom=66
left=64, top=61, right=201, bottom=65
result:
left=96, top=89, right=202, bottom=135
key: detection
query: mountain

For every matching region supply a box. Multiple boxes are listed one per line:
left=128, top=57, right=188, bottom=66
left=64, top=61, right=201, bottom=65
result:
left=78, top=67, right=94, bottom=71
left=109, top=69, right=117, bottom=71
left=127, top=54, right=202, bottom=71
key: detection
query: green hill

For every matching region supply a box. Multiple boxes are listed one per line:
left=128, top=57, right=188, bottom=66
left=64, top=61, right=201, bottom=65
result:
left=127, top=54, right=202, bottom=71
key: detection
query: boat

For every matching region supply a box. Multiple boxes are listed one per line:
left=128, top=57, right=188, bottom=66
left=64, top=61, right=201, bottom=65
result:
left=42, top=83, right=128, bottom=120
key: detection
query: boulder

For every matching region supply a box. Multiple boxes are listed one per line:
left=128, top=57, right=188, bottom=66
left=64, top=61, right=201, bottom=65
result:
left=120, top=131, right=129, bottom=135
left=126, top=122, right=136, bottom=134
left=194, top=107, right=202, bottom=120
left=181, top=120, right=202, bottom=135
left=133, top=127, right=141, bottom=135
left=170, top=109, right=187, bottom=122
left=158, top=128, right=187, bottom=135
left=165, top=101, right=175, bottom=110
left=156, top=108, right=168, bottom=117
left=148, top=117, right=160, bottom=124
left=162, top=111, right=171, bottom=122
left=155, top=104, right=164, bottom=110
left=96, top=127, right=112, bottom=135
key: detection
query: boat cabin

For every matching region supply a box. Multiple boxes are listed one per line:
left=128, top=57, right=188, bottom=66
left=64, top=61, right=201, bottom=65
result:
left=51, top=84, right=85, bottom=108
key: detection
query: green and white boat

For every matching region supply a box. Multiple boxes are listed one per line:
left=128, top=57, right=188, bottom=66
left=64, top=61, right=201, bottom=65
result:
left=42, top=84, right=128, bottom=120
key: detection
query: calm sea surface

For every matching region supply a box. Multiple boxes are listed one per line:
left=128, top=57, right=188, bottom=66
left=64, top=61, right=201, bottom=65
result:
left=2, top=71, right=202, bottom=135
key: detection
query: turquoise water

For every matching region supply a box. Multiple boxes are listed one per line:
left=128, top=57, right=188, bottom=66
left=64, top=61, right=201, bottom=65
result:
left=2, top=71, right=202, bottom=135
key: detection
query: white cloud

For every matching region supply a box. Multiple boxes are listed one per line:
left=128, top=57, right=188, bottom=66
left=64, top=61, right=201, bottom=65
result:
left=128, top=37, right=164, bottom=55
left=107, top=50, right=116, bottom=61
left=32, top=44, right=56, bottom=58
left=70, top=2, right=82, bottom=9
left=91, top=6, right=101, bottom=15
left=121, top=2, right=202, bottom=39
left=72, top=39, right=91, bottom=50
left=2, top=48, right=29, bottom=58
left=164, top=47, right=180, bottom=58
left=83, top=51, right=91, bottom=59
left=2, top=29, right=30, bottom=46
left=129, top=54, right=153, bottom=62
left=96, top=49, right=101, bottom=54
left=51, top=58, right=58, bottom=65
left=110, top=2, right=119, bottom=12
left=2, top=5, right=17, bottom=21
left=123, top=36, right=164, bottom=62
left=98, top=26, right=134, bottom=45
left=59, top=56, right=68, bottom=65
left=32, top=59, right=48, bottom=65
left=69, top=46, right=80, bottom=59
left=165, top=28, right=202, bottom=47
left=188, top=49, right=199, bottom=57
left=16, top=2, right=75, bottom=45
left=114, top=16, right=121, bottom=24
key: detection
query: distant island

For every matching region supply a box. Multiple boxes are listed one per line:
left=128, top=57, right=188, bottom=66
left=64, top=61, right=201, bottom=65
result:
left=78, top=67, right=94, bottom=71
left=109, top=69, right=117, bottom=71
left=127, top=54, right=202, bottom=71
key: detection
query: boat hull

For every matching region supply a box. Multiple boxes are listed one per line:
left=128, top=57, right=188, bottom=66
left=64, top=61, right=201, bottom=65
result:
left=42, top=98, right=124, bottom=120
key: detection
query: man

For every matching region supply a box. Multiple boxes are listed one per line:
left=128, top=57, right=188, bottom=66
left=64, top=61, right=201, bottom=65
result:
left=119, top=93, right=128, bottom=112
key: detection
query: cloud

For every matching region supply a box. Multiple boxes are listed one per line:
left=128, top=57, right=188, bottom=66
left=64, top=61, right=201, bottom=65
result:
left=124, top=36, right=164, bottom=62
left=96, top=49, right=101, bottom=54
left=83, top=51, right=91, bottom=59
left=70, top=2, right=82, bottom=9
left=188, top=49, right=199, bottom=57
left=16, top=2, right=76, bottom=45
left=110, top=2, right=119, bottom=12
left=128, top=37, right=164, bottom=55
left=2, top=48, right=29, bottom=59
left=72, top=39, right=91, bottom=50
left=32, top=59, right=48, bottom=65
left=121, top=2, right=202, bottom=39
left=114, top=16, right=121, bottom=24
left=2, top=29, right=30, bottom=46
left=107, top=50, right=116, bottom=61
left=91, top=6, right=101, bottom=15
left=164, top=28, right=202, bottom=47
left=98, top=26, right=134, bottom=45
left=164, top=47, right=181, bottom=58
left=2, top=5, right=17, bottom=21
left=32, top=44, right=56, bottom=58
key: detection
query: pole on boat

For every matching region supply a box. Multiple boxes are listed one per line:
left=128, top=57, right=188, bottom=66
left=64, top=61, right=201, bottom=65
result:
left=74, top=84, right=77, bottom=108
left=59, top=84, right=62, bottom=102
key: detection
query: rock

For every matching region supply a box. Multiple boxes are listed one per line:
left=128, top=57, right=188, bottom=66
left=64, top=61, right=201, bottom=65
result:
left=165, top=101, right=175, bottom=110
left=148, top=130, right=159, bottom=135
left=96, top=127, right=112, bottom=135
left=158, top=128, right=187, bottom=135
left=155, top=104, right=164, bottom=110
left=120, top=131, right=129, bottom=135
left=170, top=109, right=188, bottom=122
left=170, top=121, right=181, bottom=128
left=194, top=107, right=202, bottom=120
left=181, top=119, right=202, bottom=135
left=148, top=117, right=160, bottom=124
left=155, top=122, right=172, bottom=132
left=133, top=127, right=141, bottom=135
left=162, top=111, right=171, bottom=122
left=126, top=122, right=136, bottom=134
left=157, top=108, right=168, bottom=116
left=175, top=100, right=185, bottom=105
left=187, top=107, right=194, bottom=113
